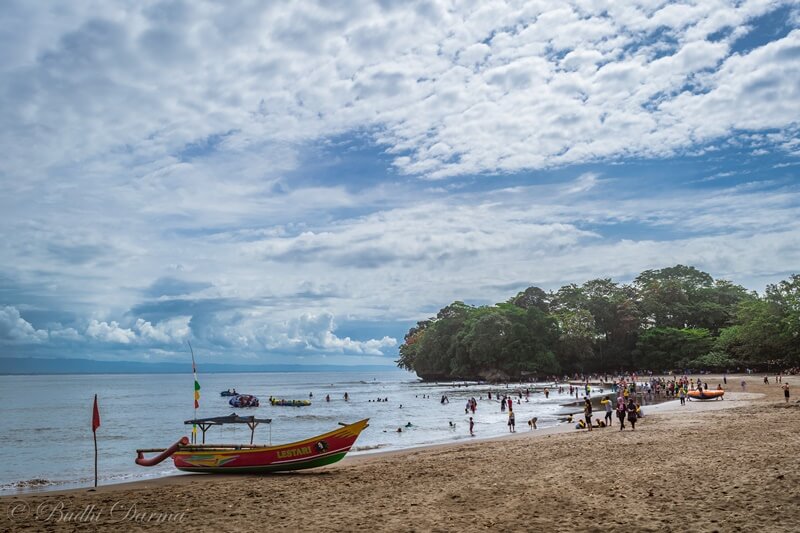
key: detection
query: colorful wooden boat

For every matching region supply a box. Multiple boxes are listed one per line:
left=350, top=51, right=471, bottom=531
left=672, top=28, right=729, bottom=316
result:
left=136, top=418, right=369, bottom=473
left=687, top=389, right=724, bottom=400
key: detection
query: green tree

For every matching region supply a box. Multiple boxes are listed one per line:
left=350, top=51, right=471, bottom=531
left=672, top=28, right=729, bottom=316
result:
left=554, top=308, right=595, bottom=373
left=765, top=274, right=800, bottom=364
left=509, top=286, right=550, bottom=313
left=634, top=327, right=714, bottom=370
left=635, top=265, right=714, bottom=329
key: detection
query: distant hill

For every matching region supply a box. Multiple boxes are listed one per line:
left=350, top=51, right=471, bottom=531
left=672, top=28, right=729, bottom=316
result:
left=0, top=357, right=404, bottom=375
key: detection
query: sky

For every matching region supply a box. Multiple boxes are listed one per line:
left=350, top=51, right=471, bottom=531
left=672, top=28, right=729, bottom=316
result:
left=1, top=0, right=799, bottom=367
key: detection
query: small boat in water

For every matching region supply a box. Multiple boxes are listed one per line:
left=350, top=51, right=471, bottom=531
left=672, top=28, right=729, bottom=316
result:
left=270, top=397, right=311, bottom=407
left=229, top=394, right=259, bottom=407
left=687, top=389, right=724, bottom=400
left=220, top=390, right=238, bottom=397
left=136, top=416, right=369, bottom=473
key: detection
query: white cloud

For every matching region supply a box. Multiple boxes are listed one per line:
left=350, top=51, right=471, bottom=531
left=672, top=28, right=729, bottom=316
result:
left=566, top=172, right=601, bottom=194
left=85, top=320, right=137, bottom=344
left=134, top=316, right=191, bottom=344
left=282, top=312, right=396, bottom=355
left=0, top=1, right=798, bottom=362
left=192, top=309, right=397, bottom=356
left=1, top=0, right=797, bottom=185
left=0, top=306, right=48, bottom=343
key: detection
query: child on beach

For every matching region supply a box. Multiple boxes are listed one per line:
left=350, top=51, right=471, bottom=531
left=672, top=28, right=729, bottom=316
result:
left=508, top=411, right=515, bottom=433
left=583, top=398, right=593, bottom=432
left=469, top=417, right=475, bottom=436
left=626, top=399, right=638, bottom=430
left=616, top=398, right=626, bottom=430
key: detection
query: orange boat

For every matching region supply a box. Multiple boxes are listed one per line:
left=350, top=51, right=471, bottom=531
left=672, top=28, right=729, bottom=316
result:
left=687, top=389, right=724, bottom=400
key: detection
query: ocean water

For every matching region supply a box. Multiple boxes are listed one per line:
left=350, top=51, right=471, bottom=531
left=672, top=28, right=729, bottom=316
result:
left=0, top=371, right=583, bottom=494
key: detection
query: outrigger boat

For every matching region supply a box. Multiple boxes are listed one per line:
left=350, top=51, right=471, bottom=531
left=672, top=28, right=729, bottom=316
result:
left=136, top=415, right=369, bottom=473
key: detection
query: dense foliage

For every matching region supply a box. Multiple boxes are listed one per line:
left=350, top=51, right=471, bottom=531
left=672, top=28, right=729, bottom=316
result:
left=396, top=265, right=800, bottom=381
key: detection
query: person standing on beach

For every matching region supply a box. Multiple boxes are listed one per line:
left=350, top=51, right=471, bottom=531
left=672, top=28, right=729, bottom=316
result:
left=583, top=398, right=593, bottom=431
left=508, top=411, right=515, bottom=433
left=626, top=398, right=638, bottom=430
left=616, top=398, right=626, bottom=430
left=741, top=379, right=746, bottom=391
left=679, top=387, right=686, bottom=405
left=469, top=417, right=475, bottom=436
left=784, top=384, right=790, bottom=403
left=601, top=396, right=612, bottom=425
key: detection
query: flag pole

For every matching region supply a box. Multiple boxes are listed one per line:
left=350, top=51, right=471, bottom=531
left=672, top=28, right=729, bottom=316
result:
left=189, top=341, right=199, bottom=444
left=92, top=393, right=100, bottom=488
left=93, top=429, right=98, bottom=487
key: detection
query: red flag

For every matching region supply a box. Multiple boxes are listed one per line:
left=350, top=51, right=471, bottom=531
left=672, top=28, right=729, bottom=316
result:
left=92, top=394, right=101, bottom=433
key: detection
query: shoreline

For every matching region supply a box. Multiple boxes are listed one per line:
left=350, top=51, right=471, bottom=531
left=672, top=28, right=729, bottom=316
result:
left=0, top=382, right=680, bottom=498
left=2, top=374, right=797, bottom=532
left=0, top=379, right=771, bottom=499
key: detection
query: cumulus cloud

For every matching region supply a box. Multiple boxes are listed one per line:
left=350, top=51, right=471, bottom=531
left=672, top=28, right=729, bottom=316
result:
left=281, top=312, right=396, bottom=355
left=85, top=320, right=137, bottom=344
left=0, top=306, right=48, bottom=343
left=134, top=316, right=191, bottom=344
left=188, top=309, right=397, bottom=356
left=0, top=1, right=798, bottom=363
left=83, top=316, right=191, bottom=345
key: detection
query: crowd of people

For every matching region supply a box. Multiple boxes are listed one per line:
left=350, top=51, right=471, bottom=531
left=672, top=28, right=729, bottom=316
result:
left=389, top=370, right=793, bottom=438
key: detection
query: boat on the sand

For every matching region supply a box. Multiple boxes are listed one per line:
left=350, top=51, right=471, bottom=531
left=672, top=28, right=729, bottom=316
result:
left=136, top=416, right=369, bottom=473
left=687, top=389, right=724, bottom=400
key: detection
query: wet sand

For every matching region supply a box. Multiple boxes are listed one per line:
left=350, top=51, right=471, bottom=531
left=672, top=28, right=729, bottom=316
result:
left=2, top=374, right=798, bottom=532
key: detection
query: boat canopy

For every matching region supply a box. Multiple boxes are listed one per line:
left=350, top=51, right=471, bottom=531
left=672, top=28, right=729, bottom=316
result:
left=184, top=413, right=272, bottom=445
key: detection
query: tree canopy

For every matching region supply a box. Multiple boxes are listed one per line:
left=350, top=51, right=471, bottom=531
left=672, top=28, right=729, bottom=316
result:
left=396, top=265, right=797, bottom=381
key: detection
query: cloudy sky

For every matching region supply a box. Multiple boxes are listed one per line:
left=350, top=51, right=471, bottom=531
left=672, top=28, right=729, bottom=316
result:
left=1, top=0, right=799, bottom=367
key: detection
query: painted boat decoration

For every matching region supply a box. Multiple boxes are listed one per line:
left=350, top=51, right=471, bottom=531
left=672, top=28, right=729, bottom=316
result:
left=687, top=389, right=724, bottom=400
left=229, top=394, right=259, bottom=407
left=136, top=418, right=369, bottom=474
left=270, top=397, right=311, bottom=407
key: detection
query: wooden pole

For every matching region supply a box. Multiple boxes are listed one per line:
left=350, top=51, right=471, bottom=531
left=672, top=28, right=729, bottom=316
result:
left=93, top=429, right=98, bottom=487
left=92, top=393, right=100, bottom=489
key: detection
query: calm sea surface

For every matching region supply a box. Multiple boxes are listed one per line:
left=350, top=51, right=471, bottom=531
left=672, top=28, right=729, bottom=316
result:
left=0, top=371, right=581, bottom=494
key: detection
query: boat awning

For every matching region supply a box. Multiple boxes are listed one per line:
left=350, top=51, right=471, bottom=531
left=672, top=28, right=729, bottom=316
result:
left=183, top=413, right=272, bottom=426
left=183, top=413, right=272, bottom=445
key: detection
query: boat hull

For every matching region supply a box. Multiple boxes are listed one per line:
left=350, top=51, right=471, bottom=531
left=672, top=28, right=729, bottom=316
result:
left=687, top=390, right=724, bottom=400
left=171, top=419, right=369, bottom=474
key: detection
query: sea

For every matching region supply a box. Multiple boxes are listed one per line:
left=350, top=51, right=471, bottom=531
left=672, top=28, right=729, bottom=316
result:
left=0, top=371, right=588, bottom=494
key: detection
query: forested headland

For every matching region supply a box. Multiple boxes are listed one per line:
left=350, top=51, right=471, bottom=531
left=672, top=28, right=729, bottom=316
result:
left=396, top=265, right=800, bottom=382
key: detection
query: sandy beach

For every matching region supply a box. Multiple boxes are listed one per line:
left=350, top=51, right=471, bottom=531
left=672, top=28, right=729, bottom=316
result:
left=2, top=374, right=798, bottom=532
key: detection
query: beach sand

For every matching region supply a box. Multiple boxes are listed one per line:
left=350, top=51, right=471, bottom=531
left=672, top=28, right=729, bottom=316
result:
left=2, top=374, right=798, bottom=532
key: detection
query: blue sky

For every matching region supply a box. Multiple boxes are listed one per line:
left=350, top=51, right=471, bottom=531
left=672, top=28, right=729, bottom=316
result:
left=1, top=0, right=799, bottom=366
